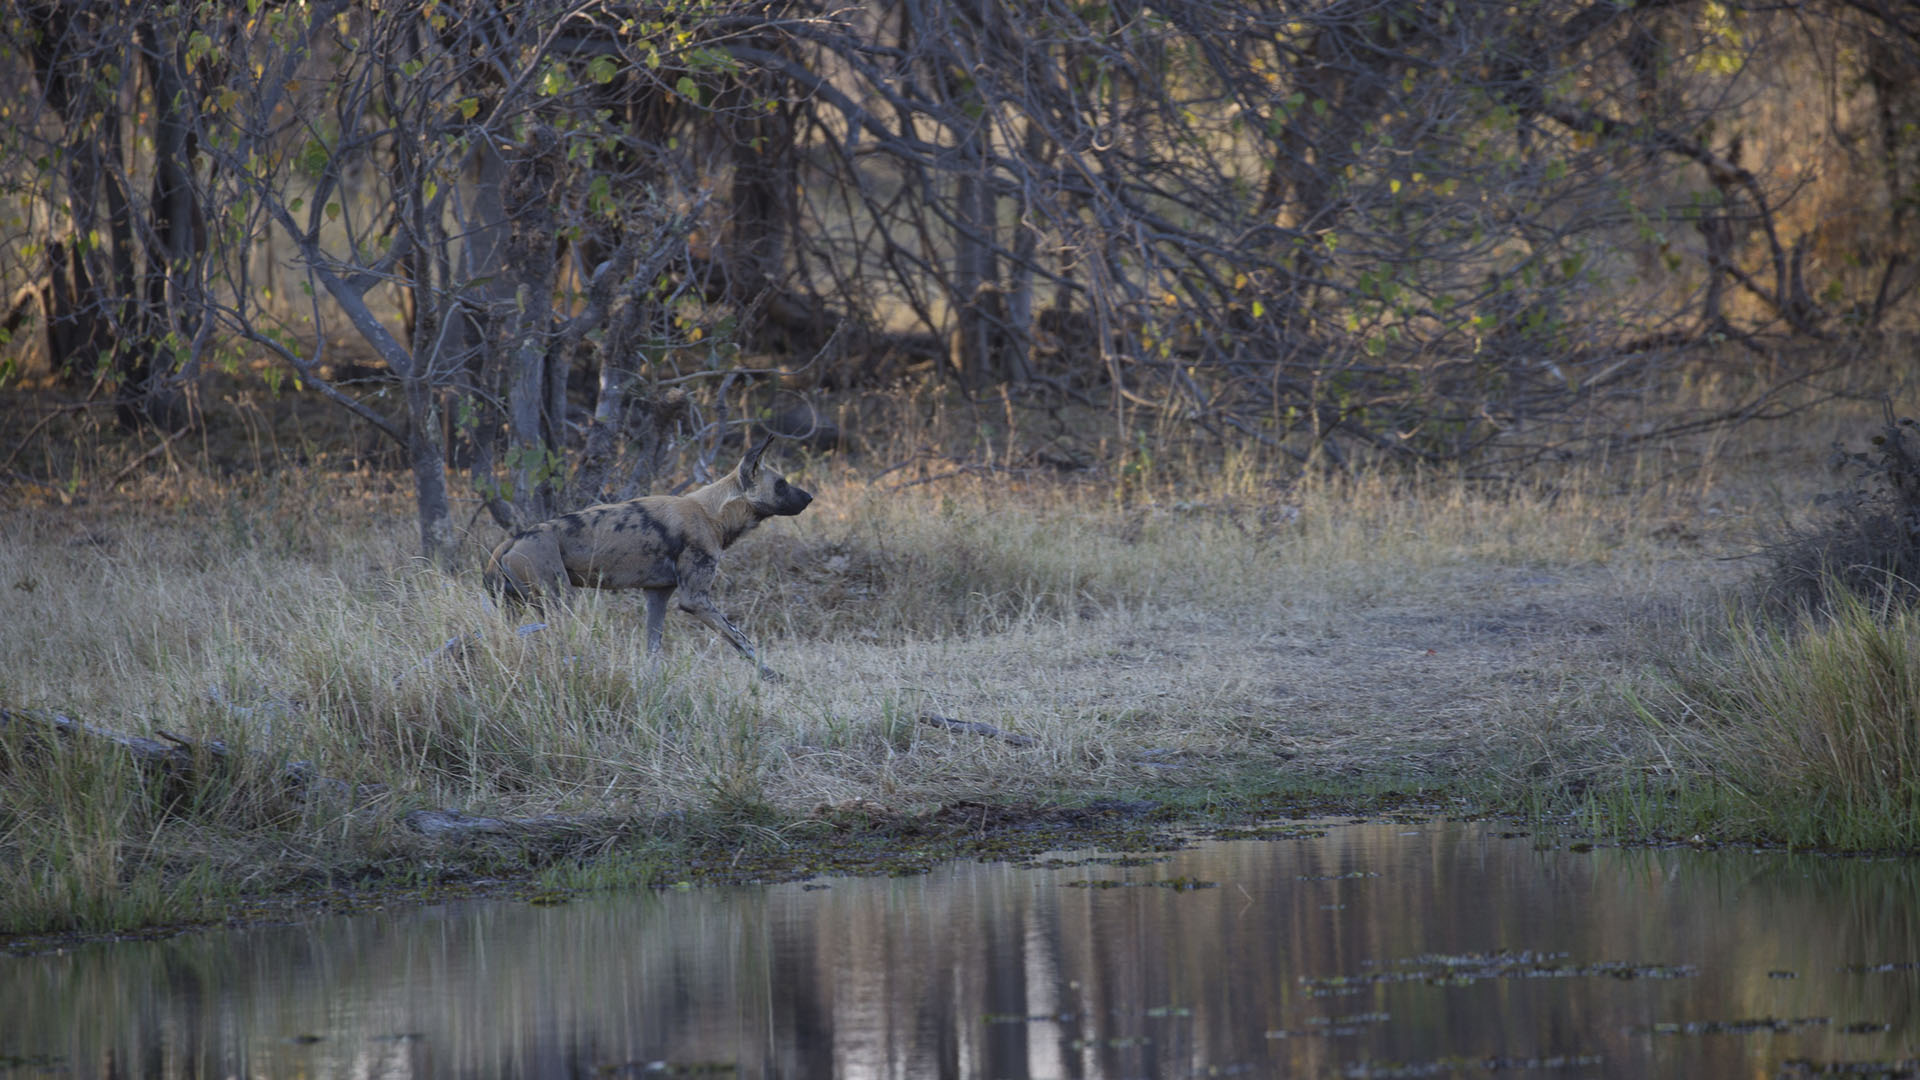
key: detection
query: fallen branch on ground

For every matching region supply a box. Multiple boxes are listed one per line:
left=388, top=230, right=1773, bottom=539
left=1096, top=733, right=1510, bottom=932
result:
left=392, top=622, right=550, bottom=686
left=106, top=426, right=190, bottom=487
left=0, top=705, right=366, bottom=806
left=403, top=807, right=629, bottom=843
left=0, top=705, right=614, bottom=845
left=919, top=712, right=1036, bottom=747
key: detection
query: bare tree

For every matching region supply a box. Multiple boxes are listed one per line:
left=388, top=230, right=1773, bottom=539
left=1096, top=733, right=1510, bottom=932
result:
left=7, top=0, right=1920, bottom=540
left=767, top=0, right=1915, bottom=460
left=3, top=1, right=223, bottom=429
left=189, top=0, right=755, bottom=562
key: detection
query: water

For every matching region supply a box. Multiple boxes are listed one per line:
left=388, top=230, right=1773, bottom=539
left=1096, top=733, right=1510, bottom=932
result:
left=4, top=821, right=1918, bottom=1078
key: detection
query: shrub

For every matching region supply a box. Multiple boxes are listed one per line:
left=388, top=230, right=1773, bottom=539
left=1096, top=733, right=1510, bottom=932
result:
left=1769, top=409, right=1920, bottom=613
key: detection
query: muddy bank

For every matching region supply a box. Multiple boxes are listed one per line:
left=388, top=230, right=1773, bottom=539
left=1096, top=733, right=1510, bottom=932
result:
left=1, top=787, right=1449, bottom=957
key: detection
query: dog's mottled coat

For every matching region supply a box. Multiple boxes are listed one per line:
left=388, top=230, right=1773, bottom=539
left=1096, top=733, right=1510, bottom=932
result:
left=484, top=436, right=812, bottom=678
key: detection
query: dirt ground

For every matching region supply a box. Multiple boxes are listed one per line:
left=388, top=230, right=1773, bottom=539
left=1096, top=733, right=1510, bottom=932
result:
left=736, top=520, right=1751, bottom=814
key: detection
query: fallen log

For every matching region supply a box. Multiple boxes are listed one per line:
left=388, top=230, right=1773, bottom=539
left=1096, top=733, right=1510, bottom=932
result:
left=918, top=713, right=1036, bottom=748
left=0, top=706, right=611, bottom=845
left=0, top=705, right=381, bottom=812
left=2, top=707, right=191, bottom=769
left=403, top=807, right=628, bottom=844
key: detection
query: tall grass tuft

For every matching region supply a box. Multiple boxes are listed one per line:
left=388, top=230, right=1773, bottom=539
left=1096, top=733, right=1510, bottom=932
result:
left=0, top=728, right=232, bottom=933
left=1646, top=587, right=1920, bottom=850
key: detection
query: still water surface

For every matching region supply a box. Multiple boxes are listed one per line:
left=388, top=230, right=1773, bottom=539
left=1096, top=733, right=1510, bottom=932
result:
left=4, top=821, right=1919, bottom=1078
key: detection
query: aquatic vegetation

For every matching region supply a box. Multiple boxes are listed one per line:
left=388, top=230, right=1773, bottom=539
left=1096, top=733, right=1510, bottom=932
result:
left=1297, top=870, right=1380, bottom=881
left=1059, top=876, right=1218, bottom=890
left=1301, top=950, right=1698, bottom=991
left=1343, top=1055, right=1605, bottom=1078
left=1778, top=1058, right=1920, bottom=1076
left=1649, top=1017, right=1830, bottom=1036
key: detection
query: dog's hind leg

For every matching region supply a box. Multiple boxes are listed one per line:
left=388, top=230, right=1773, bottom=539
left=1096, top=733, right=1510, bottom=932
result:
left=643, top=588, right=671, bottom=654
left=490, top=535, right=571, bottom=616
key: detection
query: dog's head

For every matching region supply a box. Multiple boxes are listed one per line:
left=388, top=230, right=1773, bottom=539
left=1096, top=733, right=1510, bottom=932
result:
left=738, top=434, right=813, bottom=517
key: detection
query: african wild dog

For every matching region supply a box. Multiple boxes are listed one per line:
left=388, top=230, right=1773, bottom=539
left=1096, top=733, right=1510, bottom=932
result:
left=483, top=435, right=813, bottom=680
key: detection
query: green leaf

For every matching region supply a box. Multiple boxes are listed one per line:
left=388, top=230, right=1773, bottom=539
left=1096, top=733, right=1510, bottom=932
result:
left=184, top=30, right=213, bottom=72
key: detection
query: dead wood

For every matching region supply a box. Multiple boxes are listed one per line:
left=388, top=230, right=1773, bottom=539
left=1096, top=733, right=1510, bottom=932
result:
left=105, top=426, right=189, bottom=487
left=392, top=621, right=549, bottom=687
left=0, top=706, right=617, bottom=844
left=0, top=705, right=380, bottom=810
left=919, top=712, right=1036, bottom=748
left=402, top=807, right=628, bottom=845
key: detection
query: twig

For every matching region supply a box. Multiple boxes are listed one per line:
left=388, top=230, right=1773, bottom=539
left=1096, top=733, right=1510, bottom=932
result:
left=0, top=411, right=64, bottom=474
left=392, top=622, right=549, bottom=686
left=106, top=427, right=190, bottom=487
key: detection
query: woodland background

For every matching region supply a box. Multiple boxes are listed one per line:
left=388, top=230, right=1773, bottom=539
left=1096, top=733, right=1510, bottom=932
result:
left=2, top=0, right=1917, bottom=540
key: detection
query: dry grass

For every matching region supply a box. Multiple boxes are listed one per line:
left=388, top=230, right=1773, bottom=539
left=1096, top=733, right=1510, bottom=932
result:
left=0, top=378, right=1908, bottom=930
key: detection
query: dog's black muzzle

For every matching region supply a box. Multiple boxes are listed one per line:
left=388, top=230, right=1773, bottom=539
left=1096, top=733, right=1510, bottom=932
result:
left=778, top=484, right=814, bottom=516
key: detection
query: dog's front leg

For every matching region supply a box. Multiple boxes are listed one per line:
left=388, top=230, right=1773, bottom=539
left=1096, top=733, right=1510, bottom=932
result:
left=677, top=593, right=784, bottom=682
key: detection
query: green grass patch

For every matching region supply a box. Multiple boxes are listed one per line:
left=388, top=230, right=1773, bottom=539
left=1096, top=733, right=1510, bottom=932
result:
left=1617, top=589, right=1920, bottom=850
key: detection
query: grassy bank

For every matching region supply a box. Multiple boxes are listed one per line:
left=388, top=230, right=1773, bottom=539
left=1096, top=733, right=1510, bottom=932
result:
left=1595, top=590, right=1920, bottom=851
left=2, top=396, right=1914, bottom=936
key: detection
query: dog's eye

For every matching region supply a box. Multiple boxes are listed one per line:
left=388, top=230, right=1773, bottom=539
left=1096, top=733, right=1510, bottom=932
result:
left=775, top=480, right=787, bottom=493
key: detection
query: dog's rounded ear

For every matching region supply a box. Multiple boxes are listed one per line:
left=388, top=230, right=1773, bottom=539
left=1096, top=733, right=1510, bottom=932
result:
left=739, top=432, right=774, bottom=483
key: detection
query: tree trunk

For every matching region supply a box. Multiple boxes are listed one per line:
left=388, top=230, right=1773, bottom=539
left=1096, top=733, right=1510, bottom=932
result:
left=22, top=7, right=201, bottom=430
left=951, top=165, right=998, bottom=393
left=405, top=373, right=458, bottom=569
left=501, top=129, right=564, bottom=524
left=1004, top=115, right=1048, bottom=385
left=726, top=93, right=797, bottom=350
left=944, top=32, right=1001, bottom=393
left=616, top=386, right=689, bottom=501
left=461, top=138, right=520, bottom=518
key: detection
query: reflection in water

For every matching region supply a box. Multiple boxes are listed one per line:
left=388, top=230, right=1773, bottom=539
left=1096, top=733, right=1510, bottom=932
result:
left=4, top=822, right=1919, bottom=1078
